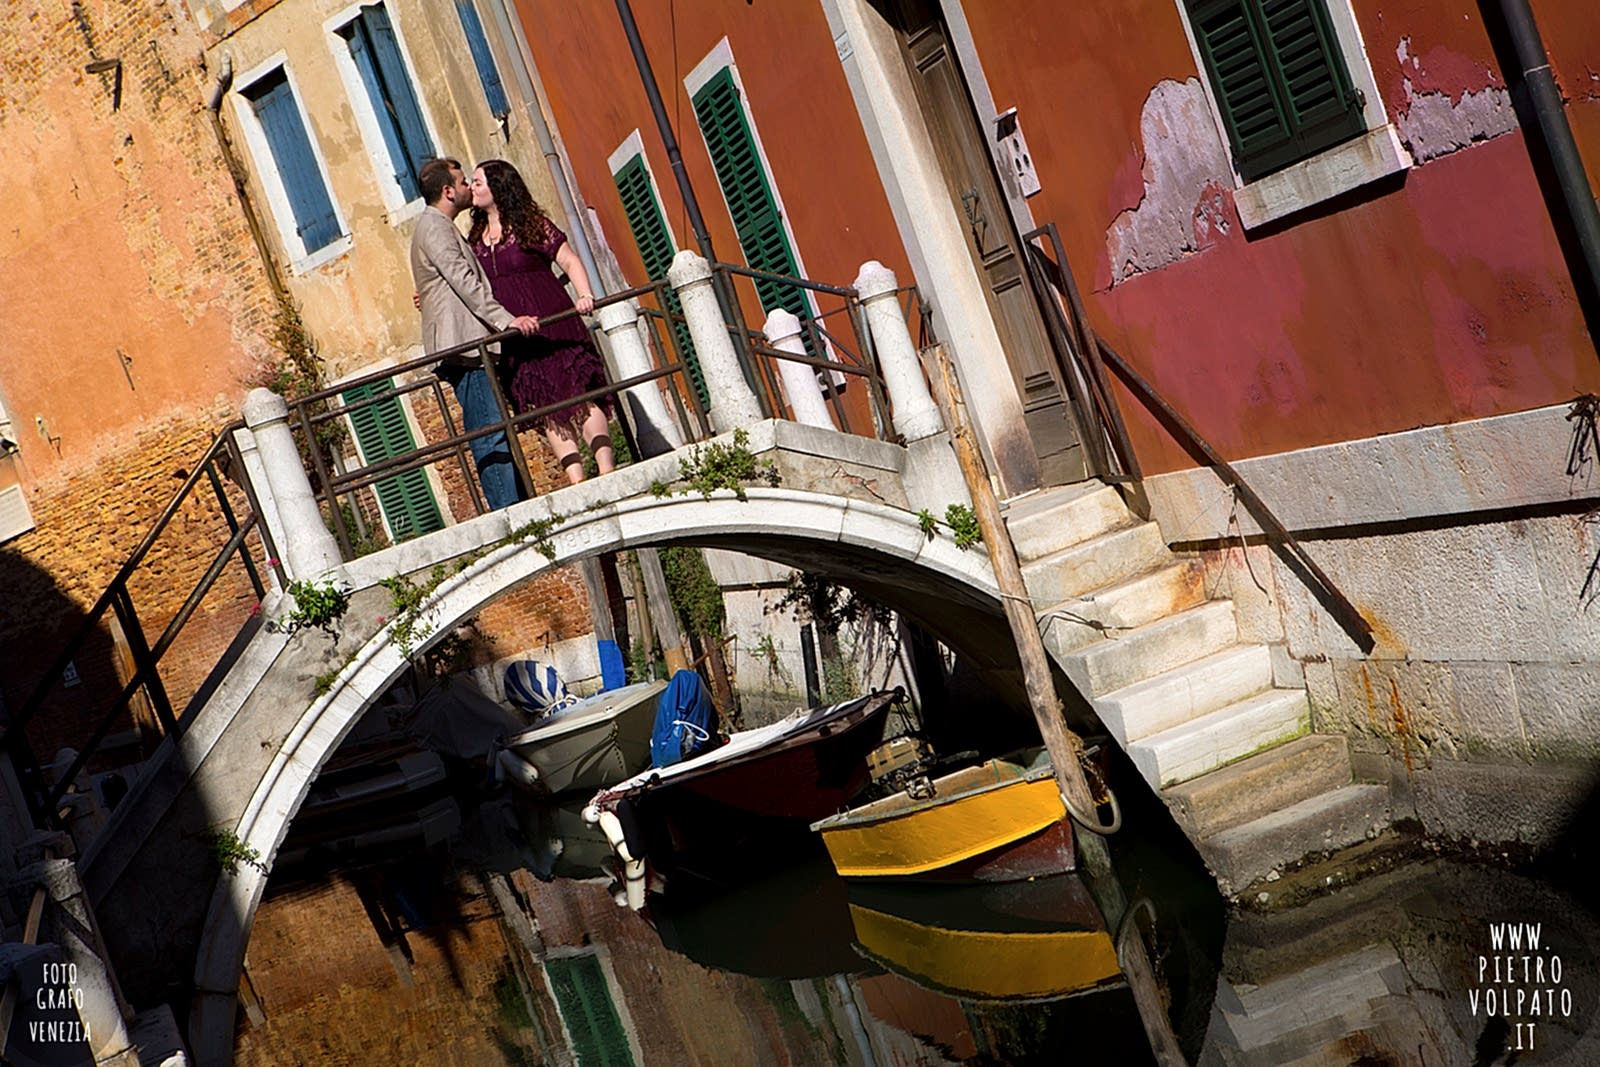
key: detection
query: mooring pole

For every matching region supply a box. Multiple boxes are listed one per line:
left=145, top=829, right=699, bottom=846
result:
left=931, top=349, right=1113, bottom=870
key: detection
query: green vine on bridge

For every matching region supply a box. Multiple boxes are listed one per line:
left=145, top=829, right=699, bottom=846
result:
left=277, top=577, right=351, bottom=635
left=203, top=828, right=267, bottom=877
left=652, top=429, right=780, bottom=501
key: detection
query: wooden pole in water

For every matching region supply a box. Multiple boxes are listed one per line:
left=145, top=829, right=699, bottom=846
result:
left=930, top=348, right=1112, bottom=866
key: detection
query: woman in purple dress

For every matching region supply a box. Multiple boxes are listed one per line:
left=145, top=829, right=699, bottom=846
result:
left=468, top=159, right=614, bottom=485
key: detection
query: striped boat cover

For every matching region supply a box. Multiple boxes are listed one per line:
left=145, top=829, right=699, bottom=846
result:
left=504, top=659, right=574, bottom=718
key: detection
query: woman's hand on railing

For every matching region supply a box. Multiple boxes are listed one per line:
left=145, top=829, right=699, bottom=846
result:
left=574, top=293, right=596, bottom=315
left=510, top=314, right=541, bottom=335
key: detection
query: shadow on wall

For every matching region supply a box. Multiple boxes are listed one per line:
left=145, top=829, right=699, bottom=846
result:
left=0, top=544, right=148, bottom=838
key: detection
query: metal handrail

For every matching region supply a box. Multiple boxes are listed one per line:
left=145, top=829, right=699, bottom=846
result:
left=0, top=259, right=916, bottom=828
left=1095, top=339, right=1375, bottom=651
left=1019, top=221, right=1373, bottom=652
left=0, top=425, right=275, bottom=825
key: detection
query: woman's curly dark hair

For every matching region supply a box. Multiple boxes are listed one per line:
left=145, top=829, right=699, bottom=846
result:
left=467, top=159, right=557, bottom=249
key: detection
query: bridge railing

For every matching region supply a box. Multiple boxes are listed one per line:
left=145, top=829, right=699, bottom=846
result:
left=290, top=254, right=920, bottom=562
left=0, top=427, right=280, bottom=829
left=0, top=255, right=933, bottom=829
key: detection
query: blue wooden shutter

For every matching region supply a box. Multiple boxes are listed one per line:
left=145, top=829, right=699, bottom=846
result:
left=545, top=954, right=633, bottom=1066
left=690, top=69, right=814, bottom=344
left=455, top=0, right=510, bottom=120
left=1188, top=0, right=1365, bottom=180
left=346, top=4, right=435, bottom=200
left=612, top=154, right=706, bottom=407
left=246, top=71, right=341, bottom=253
left=342, top=379, right=444, bottom=542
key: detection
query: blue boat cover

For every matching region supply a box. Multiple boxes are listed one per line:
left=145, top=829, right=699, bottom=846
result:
left=504, top=660, right=573, bottom=719
left=650, top=669, right=716, bottom=768
left=597, top=639, right=626, bottom=692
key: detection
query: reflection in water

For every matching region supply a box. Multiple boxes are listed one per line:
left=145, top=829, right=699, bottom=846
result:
left=235, top=733, right=1600, bottom=1065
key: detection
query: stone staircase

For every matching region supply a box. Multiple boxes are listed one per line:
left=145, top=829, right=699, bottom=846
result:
left=1003, top=482, right=1390, bottom=895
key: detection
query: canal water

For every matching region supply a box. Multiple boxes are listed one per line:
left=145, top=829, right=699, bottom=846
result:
left=233, top=732, right=1600, bottom=1065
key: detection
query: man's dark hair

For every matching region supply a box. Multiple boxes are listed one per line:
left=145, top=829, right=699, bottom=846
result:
left=418, top=157, right=463, bottom=205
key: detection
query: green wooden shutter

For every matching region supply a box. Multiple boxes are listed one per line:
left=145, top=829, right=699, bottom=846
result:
left=612, top=154, right=706, bottom=408
left=1188, top=0, right=1365, bottom=181
left=690, top=68, right=814, bottom=345
left=342, top=379, right=444, bottom=542
left=545, top=954, right=634, bottom=1066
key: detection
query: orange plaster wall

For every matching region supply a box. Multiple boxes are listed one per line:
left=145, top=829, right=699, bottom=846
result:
left=962, top=0, right=1599, bottom=473
left=0, top=28, right=274, bottom=490
left=513, top=1, right=912, bottom=311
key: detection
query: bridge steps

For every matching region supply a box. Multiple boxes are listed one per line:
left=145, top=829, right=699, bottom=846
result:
left=1005, top=482, right=1390, bottom=895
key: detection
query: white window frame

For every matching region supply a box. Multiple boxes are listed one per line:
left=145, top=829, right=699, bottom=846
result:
left=232, top=54, right=353, bottom=274
left=606, top=129, right=681, bottom=252
left=684, top=39, right=827, bottom=329
left=324, top=2, right=440, bottom=225
left=1173, top=0, right=1412, bottom=230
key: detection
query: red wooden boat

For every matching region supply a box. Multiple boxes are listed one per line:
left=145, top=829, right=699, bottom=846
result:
left=584, top=690, right=899, bottom=907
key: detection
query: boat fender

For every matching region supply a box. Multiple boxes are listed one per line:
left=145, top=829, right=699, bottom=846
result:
left=494, top=748, right=541, bottom=788
left=595, top=808, right=648, bottom=911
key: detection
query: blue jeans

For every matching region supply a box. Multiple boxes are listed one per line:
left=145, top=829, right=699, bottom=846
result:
left=439, top=365, right=522, bottom=510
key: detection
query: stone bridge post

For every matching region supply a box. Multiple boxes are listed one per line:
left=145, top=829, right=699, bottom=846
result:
left=597, top=298, right=686, bottom=454
left=762, top=308, right=834, bottom=429
left=668, top=250, right=763, bottom=433
left=854, top=261, right=970, bottom=513
left=241, top=388, right=342, bottom=582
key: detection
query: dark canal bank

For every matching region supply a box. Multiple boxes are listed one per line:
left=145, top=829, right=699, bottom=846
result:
left=230, top=731, right=1600, bottom=1066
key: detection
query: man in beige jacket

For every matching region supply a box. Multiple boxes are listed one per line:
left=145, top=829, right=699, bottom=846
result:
left=410, top=157, right=538, bottom=509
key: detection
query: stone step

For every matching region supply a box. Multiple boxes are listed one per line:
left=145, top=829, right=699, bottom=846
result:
left=1163, top=734, right=1353, bottom=839
left=1059, top=600, right=1238, bottom=698
left=1095, top=643, right=1273, bottom=746
left=1198, top=784, right=1392, bottom=896
left=1021, top=521, right=1168, bottom=607
left=1217, top=944, right=1405, bottom=1049
left=1037, top=558, right=1208, bottom=656
left=1005, top=482, right=1131, bottom=561
left=1128, top=688, right=1309, bottom=789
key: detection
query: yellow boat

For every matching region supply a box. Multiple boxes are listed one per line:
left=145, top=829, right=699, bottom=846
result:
left=847, top=875, right=1123, bottom=1000
left=810, top=747, right=1075, bottom=881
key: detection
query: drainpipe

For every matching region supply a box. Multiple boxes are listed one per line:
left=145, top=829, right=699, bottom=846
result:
left=1496, top=0, right=1600, bottom=339
left=205, top=53, right=291, bottom=306
left=613, top=0, right=719, bottom=264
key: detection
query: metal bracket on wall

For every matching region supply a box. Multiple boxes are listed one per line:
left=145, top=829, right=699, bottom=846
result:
left=85, top=57, right=122, bottom=111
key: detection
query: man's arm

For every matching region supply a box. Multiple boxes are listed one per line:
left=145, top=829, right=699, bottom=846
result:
left=416, top=215, right=528, bottom=331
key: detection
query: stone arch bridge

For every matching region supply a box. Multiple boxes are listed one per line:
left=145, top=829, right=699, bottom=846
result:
left=48, top=254, right=1386, bottom=1062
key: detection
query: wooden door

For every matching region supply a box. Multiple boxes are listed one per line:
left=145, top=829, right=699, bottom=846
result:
left=891, top=0, right=1085, bottom=485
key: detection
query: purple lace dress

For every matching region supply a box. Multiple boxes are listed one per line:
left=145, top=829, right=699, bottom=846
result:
left=473, top=218, right=611, bottom=433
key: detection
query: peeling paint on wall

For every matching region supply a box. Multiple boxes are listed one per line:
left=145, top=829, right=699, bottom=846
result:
left=1393, top=36, right=1518, bottom=164
left=1104, top=79, right=1232, bottom=286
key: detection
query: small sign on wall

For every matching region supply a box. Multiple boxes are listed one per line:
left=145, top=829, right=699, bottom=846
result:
left=995, top=108, right=1042, bottom=198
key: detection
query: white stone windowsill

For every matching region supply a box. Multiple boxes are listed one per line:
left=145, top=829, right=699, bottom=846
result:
left=1234, top=124, right=1412, bottom=230
left=387, top=198, right=426, bottom=228
left=289, top=234, right=353, bottom=276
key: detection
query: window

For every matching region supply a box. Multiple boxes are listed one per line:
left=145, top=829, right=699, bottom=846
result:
left=609, top=142, right=706, bottom=407
left=455, top=0, right=510, bottom=121
left=338, top=4, right=435, bottom=202
left=544, top=953, right=634, bottom=1067
left=1186, top=0, right=1365, bottom=181
left=241, top=68, right=343, bottom=256
left=341, top=379, right=444, bottom=542
left=687, top=56, right=818, bottom=350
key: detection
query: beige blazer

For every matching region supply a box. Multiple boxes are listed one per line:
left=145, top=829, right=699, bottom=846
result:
left=409, top=206, right=514, bottom=366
